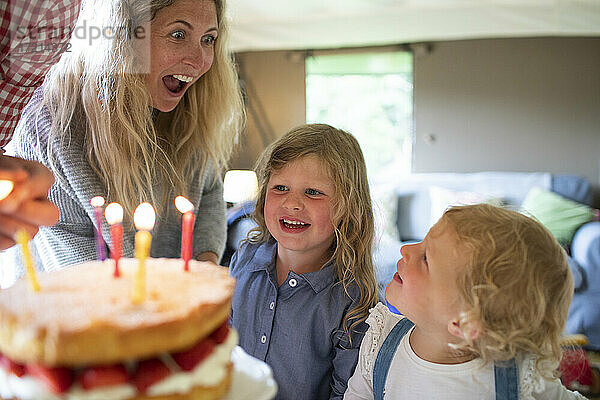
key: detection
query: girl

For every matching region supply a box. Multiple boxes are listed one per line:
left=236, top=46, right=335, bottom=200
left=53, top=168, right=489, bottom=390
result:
left=230, top=124, right=378, bottom=399
left=345, top=204, right=585, bottom=399
left=6, top=0, right=244, bottom=273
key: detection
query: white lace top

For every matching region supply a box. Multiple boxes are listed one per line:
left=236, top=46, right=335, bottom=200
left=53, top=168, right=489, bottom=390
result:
left=344, top=303, right=587, bottom=400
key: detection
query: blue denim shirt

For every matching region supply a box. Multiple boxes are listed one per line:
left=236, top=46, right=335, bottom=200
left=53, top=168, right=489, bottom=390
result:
left=230, top=239, right=367, bottom=400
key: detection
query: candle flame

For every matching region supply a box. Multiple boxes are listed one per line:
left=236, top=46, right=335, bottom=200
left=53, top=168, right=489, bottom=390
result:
left=134, top=202, right=155, bottom=231
left=0, top=180, right=14, bottom=201
left=91, top=196, right=105, bottom=207
left=175, top=196, right=194, bottom=214
left=105, top=202, right=124, bottom=225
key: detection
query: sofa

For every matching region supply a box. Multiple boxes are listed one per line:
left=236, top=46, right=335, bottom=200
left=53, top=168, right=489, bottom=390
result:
left=373, top=171, right=600, bottom=349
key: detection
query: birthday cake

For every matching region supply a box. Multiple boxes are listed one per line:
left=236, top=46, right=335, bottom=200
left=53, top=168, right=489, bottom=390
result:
left=0, top=258, right=236, bottom=400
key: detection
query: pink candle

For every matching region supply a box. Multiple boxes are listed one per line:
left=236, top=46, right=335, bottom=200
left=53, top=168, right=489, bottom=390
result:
left=105, top=203, right=124, bottom=278
left=91, top=196, right=106, bottom=261
left=175, top=196, right=195, bottom=272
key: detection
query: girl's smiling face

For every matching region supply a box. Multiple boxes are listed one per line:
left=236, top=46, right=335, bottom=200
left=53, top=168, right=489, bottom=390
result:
left=146, top=0, right=217, bottom=112
left=264, top=155, right=336, bottom=262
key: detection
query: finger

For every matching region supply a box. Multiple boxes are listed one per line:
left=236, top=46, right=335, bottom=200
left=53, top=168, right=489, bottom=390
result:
left=0, top=234, right=16, bottom=251
left=0, top=154, right=29, bottom=180
left=14, top=199, right=60, bottom=227
left=0, top=180, right=15, bottom=201
left=196, top=251, right=218, bottom=264
left=0, top=213, right=39, bottom=241
left=0, top=182, right=31, bottom=213
left=21, top=161, right=55, bottom=199
left=0, top=169, right=28, bottom=181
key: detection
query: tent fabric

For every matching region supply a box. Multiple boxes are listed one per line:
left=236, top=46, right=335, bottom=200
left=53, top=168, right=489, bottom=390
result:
left=226, top=0, right=600, bottom=52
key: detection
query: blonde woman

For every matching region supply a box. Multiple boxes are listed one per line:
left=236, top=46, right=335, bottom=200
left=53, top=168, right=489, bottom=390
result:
left=7, top=0, right=244, bottom=272
left=345, top=204, right=583, bottom=399
left=230, top=124, right=378, bottom=399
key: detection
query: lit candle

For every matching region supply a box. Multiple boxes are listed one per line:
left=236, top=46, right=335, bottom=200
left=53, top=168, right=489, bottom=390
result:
left=175, top=196, right=195, bottom=272
left=14, top=229, right=40, bottom=292
left=105, top=202, right=124, bottom=278
left=0, top=180, right=14, bottom=201
left=132, top=202, right=155, bottom=304
left=91, top=196, right=106, bottom=261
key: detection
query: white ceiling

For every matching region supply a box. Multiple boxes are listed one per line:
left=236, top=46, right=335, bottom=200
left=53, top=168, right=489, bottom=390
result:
left=226, top=0, right=600, bottom=52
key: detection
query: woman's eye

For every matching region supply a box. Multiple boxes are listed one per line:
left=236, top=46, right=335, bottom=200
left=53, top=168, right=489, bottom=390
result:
left=171, top=30, right=185, bottom=40
left=273, top=185, right=287, bottom=192
left=202, top=34, right=217, bottom=47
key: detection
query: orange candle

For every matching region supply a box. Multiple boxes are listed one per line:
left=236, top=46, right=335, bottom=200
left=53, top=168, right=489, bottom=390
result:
left=175, top=196, right=195, bottom=272
left=105, top=202, right=124, bottom=277
left=132, top=202, right=155, bottom=304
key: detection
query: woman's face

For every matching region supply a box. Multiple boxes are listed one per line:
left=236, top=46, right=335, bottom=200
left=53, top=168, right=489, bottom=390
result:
left=146, top=0, right=218, bottom=112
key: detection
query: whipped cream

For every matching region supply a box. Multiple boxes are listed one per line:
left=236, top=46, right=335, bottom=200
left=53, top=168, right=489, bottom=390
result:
left=0, top=329, right=238, bottom=400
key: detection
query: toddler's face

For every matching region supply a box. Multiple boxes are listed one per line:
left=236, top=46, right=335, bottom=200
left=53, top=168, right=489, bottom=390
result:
left=263, top=155, right=336, bottom=262
left=385, top=221, right=467, bottom=333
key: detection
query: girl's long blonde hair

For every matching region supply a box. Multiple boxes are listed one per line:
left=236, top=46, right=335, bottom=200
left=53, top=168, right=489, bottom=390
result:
left=42, top=0, right=244, bottom=219
left=442, top=204, right=573, bottom=378
left=250, top=124, right=378, bottom=338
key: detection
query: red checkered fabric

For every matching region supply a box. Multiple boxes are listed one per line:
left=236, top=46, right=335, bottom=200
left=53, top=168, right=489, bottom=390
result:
left=0, top=0, right=80, bottom=149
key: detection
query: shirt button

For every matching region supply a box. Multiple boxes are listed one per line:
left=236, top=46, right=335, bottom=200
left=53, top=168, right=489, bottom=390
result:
left=269, top=301, right=275, bottom=310
left=261, top=335, right=267, bottom=344
left=289, top=278, right=297, bottom=287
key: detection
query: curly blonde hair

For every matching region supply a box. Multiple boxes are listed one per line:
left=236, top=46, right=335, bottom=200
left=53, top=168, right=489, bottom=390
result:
left=441, top=204, right=573, bottom=378
left=249, top=124, right=378, bottom=339
left=42, top=0, right=244, bottom=219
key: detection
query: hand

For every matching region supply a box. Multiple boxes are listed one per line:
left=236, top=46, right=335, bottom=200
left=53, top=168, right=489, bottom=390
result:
left=0, top=155, right=59, bottom=249
left=196, top=251, right=219, bottom=265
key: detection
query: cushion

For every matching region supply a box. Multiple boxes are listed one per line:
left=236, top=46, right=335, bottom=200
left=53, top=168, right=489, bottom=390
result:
left=428, top=186, right=503, bottom=227
left=521, top=187, right=595, bottom=246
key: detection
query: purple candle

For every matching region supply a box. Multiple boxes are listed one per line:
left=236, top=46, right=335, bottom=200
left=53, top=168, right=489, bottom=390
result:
left=91, top=196, right=107, bottom=261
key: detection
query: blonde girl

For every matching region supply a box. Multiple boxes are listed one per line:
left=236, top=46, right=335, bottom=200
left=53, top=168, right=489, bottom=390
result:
left=230, top=123, right=378, bottom=399
left=345, top=204, right=584, bottom=399
left=7, top=0, right=244, bottom=271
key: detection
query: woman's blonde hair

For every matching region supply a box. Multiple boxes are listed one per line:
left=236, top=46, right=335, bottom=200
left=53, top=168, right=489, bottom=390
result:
left=42, top=0, right=244, bottom=219
left=441, top=203, right=573, bottom=378
left=249, top=124, right=378, bottom=339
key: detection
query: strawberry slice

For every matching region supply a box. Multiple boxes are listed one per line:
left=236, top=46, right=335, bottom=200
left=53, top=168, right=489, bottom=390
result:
left=0, top=354, right=26, bottom=377
left=26, top=363, right=74, bottom=394
left=171, top=338, right=215, bottom=371
left=78, top=364, right=129, bottom=390
left=132, top=358, right=171, bottom=393
left=209, top=322, right=230, bottom=344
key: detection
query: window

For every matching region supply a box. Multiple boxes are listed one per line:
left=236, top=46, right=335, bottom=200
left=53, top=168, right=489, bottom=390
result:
left=306, top=50, right=413, bottom=238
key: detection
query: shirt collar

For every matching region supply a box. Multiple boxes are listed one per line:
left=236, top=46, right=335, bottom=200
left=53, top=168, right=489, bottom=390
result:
left=248, top=238, right=338, bottom=293
left=299, top=261, right=337, bottom=293
left=247, top=238, right=278, bottom=273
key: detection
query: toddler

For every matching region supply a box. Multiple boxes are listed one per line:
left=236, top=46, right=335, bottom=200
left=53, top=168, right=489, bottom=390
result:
left=345, top=204, right=586, bottom=399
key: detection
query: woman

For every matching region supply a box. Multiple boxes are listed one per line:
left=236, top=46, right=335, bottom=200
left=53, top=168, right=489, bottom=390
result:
left=7, top=0, right=244, bottom=272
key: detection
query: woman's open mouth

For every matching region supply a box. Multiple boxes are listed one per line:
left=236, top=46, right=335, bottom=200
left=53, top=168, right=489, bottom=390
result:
left=162, top=74, right=194, bottom=95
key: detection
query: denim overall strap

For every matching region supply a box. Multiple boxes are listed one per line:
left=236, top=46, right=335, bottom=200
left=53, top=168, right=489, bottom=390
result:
left=494, top=358, right=519, bottom=400
left=373, top=318, right=414, bottom=400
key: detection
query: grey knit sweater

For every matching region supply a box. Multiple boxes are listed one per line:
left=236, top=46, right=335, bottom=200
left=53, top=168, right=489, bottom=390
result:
left=1, top=87, right=226, bottom=284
